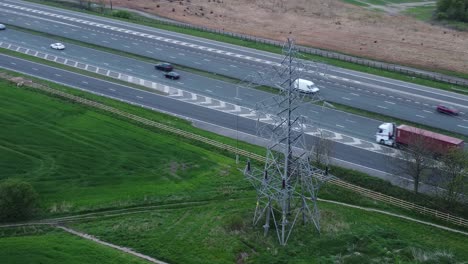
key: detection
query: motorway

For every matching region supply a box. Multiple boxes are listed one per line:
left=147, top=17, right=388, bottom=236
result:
left=0, top=29, right=397, bottom=143
left=1, top=0, right=468, bottom=135
left=0, top=54, right=405, bottom=182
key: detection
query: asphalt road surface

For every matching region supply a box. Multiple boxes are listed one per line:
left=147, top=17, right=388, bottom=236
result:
left=3, top=54, right=441, bottom=192
left=1, top=0, right=468, bottom=135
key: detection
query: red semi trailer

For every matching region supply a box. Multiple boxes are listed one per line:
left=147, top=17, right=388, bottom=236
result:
left=376, top=123, right=464, bottom=155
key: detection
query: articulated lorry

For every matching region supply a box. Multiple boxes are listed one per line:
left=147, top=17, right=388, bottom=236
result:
left=376, top=123, right=464, bottom=155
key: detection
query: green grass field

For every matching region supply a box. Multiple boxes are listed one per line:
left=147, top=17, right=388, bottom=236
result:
left=403, top=5, right=436, bottom=21
left=0, top=227, right=148, bottom=264
left=70, top=199, right=468, bottom=263
left=1, top=78, right=467, bottom=263
left=0, top=80, right=249, bottom=214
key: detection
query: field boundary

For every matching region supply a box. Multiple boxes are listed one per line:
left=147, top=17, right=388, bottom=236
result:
left=6, top=76, right=468, bottom=230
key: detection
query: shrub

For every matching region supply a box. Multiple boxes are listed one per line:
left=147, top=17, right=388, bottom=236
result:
left=112, top=10, right=132, bottom=19
left=0, top=180, right=39, bottom=222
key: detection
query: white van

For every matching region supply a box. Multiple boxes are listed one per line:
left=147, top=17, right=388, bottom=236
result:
left=292, top=79, right=320, bottom=94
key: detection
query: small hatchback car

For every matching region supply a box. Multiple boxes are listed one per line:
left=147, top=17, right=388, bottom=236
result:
left=436, top=104, right=459, bottom=116
left=164, top=71, right=180, bottom=80
left=0, top=24, right=6, bottom=30
left=50, top=43, right=66, bottom=50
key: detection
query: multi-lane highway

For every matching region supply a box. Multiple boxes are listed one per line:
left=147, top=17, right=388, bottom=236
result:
left=1, top=0, right=468, bottom=135
left=0, top=29, right=397, bottom=143
left=0, top=0, right=467, bottom=192
left=0, top=54, right=408, bottom=184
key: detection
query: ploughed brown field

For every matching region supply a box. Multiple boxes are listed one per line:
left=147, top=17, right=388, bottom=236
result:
left=111, top=0, right=468, bottom=74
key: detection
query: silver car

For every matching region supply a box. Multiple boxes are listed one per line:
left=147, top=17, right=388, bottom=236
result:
left=0, top=24, right=6, bottom=30
left=50, top=43, right=66, bottom=50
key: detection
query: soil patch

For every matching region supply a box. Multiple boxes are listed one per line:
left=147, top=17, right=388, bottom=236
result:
left=109, top=0, right=468, bottom=75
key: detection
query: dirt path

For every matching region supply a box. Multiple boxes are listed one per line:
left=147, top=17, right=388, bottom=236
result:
left=362, top=1, right=437, bottom=15
left=57, top=225, right=169, bottom=264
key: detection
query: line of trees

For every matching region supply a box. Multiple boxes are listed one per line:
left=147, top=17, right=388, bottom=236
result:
left=436, top=0, right=468, bottom=22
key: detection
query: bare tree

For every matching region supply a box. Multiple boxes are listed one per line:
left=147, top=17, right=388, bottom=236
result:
left=78, top=0, right=87, bottom=9
left=310, top=129, right=333, bottom=170
left=98, top=0, right=106, bottom=13
left=395, top=133, right=435, bottom=194
left=437, top=149, right=468, bottom=209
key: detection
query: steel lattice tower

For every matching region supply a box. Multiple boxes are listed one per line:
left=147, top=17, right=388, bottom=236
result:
left=243, top=38, right=330, bottom=246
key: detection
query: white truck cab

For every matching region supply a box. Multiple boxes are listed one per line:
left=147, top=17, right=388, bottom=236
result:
left=376, top=122, right=395, bottom=146
left=293, top=79, right=320, bottom=94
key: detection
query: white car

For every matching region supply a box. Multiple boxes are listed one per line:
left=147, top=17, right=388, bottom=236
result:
left=0, top=24, right=5, bottom=30
left=50, top=43, right=65, bottom=50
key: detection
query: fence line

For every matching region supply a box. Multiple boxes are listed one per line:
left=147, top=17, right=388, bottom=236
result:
left=14, top=80, right=468, bottom=229
left=151, top=17, right=468, bottom=87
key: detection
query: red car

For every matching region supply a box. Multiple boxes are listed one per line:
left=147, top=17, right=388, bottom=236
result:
left=436, top=104, right=459, bottom=116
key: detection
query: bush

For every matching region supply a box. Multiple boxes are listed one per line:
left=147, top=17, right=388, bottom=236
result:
left=0, top=180, right=39, bottom=222
left=436, top=12, right=448, bottom=20
left=112, top=10, right=132, bottom=19
left=436, top=0, right=468, bottom=22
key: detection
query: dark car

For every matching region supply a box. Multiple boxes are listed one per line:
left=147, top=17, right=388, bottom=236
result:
left=164, top=71, right=180, bottom=80
left=436, top=104, right=459, bottom=116
left=155, top=63, right=173, bottom=72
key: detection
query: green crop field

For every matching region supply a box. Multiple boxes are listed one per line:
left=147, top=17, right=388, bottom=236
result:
left=1, top=80, right=467, bottom=263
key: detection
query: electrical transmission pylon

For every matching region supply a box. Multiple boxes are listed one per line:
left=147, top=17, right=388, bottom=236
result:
left=243, top=38, right=331, bottom=246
